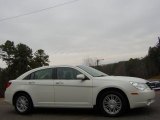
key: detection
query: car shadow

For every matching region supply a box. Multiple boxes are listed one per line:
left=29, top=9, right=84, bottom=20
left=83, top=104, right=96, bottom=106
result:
left=34, top=108, right=98, bottom=116
left=29, top=106, right=156, bottom=117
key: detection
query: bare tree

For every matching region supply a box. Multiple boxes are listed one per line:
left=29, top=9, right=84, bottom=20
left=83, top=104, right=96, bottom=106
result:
left=83, top=57, right=97, bottom=66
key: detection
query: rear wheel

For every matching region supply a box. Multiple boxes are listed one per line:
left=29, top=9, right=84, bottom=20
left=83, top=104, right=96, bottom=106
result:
left=14, top=93, right=33, bottom=114
left=98, top=91, right=128, bottom=116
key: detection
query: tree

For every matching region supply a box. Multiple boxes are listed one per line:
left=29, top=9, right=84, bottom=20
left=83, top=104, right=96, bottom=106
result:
left=0, top=41, right=50, bottom=78
left=94, top=37, right=160, bottom=79
left=0, top=40, right=15, bottom=66
left=30, top=49, right=49, bottom=68
left=156, top=37, right=160, bottom=48
left=148, top=37, right=160, bottom=71
left=12, top=43, right=33, bottom=77
left=0, top=68, right=9, bottom=97
left=0, top=68, right=3, bottom=97
left=156, top=37, right=160, bottom=67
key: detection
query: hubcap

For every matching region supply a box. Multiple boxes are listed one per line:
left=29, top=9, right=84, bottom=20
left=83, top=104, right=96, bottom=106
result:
left=103, top=94, right=122, bottom=115
left=16, top=96, right=29, bottom=113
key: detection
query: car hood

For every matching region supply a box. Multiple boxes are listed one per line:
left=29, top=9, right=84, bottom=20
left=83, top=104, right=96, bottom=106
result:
left=94, top=76, right=147, bottom=83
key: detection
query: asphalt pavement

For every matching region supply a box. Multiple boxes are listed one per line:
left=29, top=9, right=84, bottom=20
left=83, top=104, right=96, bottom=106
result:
left=0, top=91, right=160, bottom=120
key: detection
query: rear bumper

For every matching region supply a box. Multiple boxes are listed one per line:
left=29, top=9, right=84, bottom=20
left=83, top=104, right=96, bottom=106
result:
left=129, top=90, right=155, bottom=109
left=4, top=89, right=13, bottom=105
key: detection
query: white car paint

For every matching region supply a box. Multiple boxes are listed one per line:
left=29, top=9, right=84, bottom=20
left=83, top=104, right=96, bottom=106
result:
left=5, top=65, right=155, bottom=110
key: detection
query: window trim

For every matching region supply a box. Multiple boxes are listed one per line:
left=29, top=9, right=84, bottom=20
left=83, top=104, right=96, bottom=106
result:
left=55, top=67, right=89, bottom=80
left=23, top=67, right=90, bottom=80
left=23, top=68, right=55, bottom=80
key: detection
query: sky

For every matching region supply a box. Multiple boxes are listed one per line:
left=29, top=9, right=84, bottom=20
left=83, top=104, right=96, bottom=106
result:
left=0, top=0, right=160, bottom=68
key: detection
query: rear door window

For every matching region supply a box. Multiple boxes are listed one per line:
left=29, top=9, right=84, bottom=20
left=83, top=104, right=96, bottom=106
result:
left=23, top=68, right=53, bottom=80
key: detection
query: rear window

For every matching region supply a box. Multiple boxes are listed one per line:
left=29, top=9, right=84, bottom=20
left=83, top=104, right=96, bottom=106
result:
left=23, top=68, right=53, bottom=80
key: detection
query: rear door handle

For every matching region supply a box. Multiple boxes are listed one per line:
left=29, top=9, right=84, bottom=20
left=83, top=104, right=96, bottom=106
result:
left=55, top=82, right=63, bottom=85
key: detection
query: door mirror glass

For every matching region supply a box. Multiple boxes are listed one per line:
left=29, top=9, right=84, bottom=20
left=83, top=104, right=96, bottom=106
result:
left=76, top=74, right=85, bottom=80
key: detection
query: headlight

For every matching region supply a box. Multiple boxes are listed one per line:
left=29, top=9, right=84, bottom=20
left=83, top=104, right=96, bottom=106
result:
left=130, top=82, right=150, bottom=91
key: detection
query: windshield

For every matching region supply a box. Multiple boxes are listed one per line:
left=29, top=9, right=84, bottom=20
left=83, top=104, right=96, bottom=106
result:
left=78, top=65, right=108, bottom=77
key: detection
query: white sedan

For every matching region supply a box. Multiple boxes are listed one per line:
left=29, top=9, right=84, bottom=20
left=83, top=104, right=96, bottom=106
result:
left=5, top=65, right=155, bottom=116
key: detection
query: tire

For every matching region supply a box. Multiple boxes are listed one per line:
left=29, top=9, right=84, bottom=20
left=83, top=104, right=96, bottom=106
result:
left=98, top=91, right=128, bottom=117
left=14, top=93, right=33, bottom=114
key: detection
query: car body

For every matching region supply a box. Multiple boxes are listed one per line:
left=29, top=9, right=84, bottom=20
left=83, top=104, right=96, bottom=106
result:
left=5, top=65, right=155, bottom=116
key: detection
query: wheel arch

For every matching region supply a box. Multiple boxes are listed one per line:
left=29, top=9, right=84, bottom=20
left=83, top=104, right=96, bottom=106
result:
left=12, top=91, right=33, bottom=106
left=96, top=87, right=130, bottom=109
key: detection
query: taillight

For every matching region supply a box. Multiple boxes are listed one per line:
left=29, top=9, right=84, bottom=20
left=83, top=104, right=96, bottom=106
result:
left=5, top=82, right=12, bottom=89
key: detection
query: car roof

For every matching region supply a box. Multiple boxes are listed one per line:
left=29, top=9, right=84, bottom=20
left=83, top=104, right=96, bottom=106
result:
left=16, top=65, right=81, bottom=80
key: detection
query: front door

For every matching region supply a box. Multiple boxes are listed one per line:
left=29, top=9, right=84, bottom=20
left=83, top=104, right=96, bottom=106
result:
left=54, top=67, right=93, bottom=108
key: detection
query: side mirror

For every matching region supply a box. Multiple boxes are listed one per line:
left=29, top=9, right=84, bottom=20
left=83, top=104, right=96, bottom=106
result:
left=76, top=74, right=85, bottom=80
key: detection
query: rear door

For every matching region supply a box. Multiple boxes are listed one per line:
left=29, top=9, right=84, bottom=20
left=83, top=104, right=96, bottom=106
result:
left=23, top=68, right=54, bottom=106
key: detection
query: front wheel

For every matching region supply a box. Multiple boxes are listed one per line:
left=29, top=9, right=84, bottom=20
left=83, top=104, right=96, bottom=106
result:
left=14, top=93, right=33, bottom=114
left=98, top=91, right=128, bottom=116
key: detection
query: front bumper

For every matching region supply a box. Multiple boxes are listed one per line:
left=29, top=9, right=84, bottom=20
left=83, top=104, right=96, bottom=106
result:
left=129, top=90, right=155, bottom=109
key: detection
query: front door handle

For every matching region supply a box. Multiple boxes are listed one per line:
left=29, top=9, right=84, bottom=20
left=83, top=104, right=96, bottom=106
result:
left=28, top=81, right=35, bottom=85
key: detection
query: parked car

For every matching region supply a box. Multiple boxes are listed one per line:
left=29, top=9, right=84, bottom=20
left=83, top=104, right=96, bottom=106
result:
left=5, top=65, right=155, bottom=116
left=147, top=81, right=160, bottom=90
